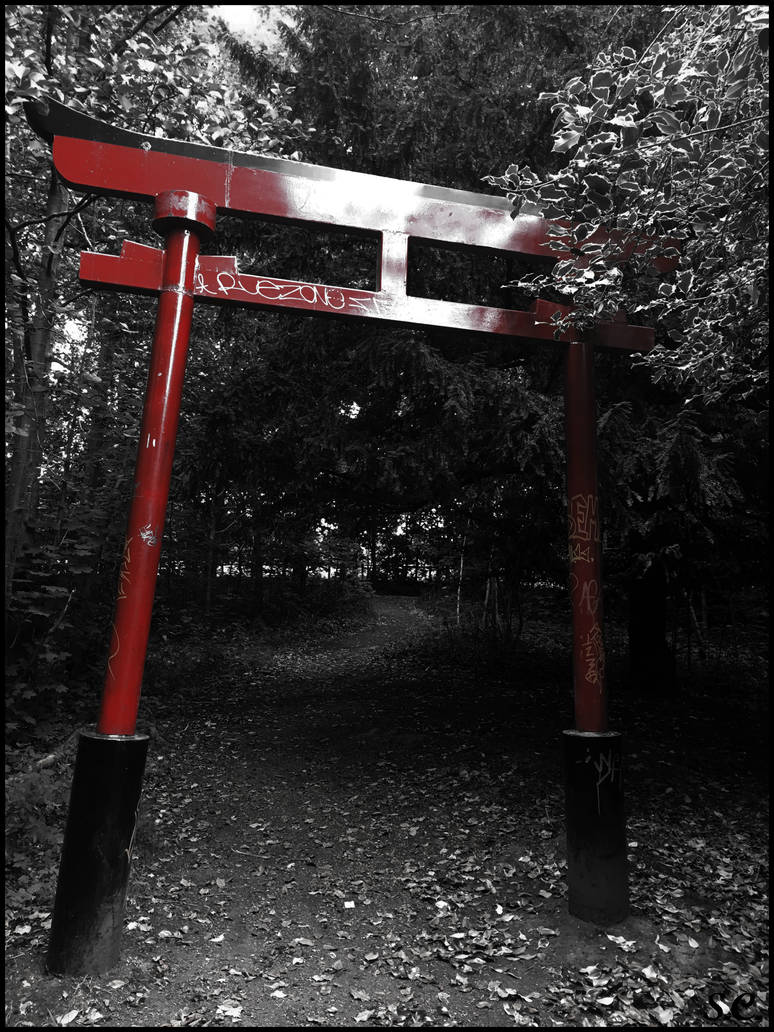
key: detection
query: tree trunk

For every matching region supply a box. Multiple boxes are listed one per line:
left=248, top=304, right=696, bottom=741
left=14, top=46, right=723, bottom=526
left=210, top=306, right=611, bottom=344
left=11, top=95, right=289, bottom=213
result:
left=456, top=533, right=467, bottom=627
left=251, top=506, right=264, bottom=612
left=5, top=167, right=70, bottom=610
left=292, top=557, right=307, bottom=594
left=204, top=492, right=221, bottom=615
left=369, top=523, right=378, bottom=582
left=627, top=563, right=676, bottom=694
left=77, top=297, right=118, bottom=581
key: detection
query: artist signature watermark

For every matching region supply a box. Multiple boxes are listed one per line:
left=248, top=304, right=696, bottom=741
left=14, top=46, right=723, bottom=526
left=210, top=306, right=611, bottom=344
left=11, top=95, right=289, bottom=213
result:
left=704, top=990, right=760, bottom=1021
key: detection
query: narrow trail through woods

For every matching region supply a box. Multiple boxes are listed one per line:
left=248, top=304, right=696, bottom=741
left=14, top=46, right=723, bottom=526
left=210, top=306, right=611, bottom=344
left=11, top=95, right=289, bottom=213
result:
left=251, top=595, right=438, bottom=679
left=5, top=596, right=768, bottom=1027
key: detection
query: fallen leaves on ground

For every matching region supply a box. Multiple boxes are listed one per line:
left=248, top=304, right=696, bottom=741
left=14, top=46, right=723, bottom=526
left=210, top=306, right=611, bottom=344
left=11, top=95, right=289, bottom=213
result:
left=5, top=598, right=769, bottom=1027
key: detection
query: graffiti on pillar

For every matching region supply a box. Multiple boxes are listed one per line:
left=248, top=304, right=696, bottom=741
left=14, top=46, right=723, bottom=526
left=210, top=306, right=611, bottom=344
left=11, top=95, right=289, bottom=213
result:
left=106, top=622, right=120, bottom=681
left=579, top=578, right=600, bottom=616
left=568, top=493, right=600, bottom=563
left=578, top=746, right=622, bottom=814
left=569, top=572, right=600, bottom=615
left=139, top=523, right=159, bottom=547
left=117, top=535, right=132, bottom=600
left=580, top=621, right=605, bottom=687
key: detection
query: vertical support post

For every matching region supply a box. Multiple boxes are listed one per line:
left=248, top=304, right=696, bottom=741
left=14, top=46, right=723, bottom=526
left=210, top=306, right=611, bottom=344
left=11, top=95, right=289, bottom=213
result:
left=565, top=340, right=606, bottom=733
left=98, top=191, right=216, bottom=736
left=563, top=339, right=629, bottom=924
left=46, top=191, right=216, bottom=975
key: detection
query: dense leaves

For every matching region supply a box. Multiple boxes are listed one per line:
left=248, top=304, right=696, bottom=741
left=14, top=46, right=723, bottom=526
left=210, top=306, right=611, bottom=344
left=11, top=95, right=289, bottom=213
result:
left=486, top=5, right=769, bottom=404
left=2, top=1, right=767, bottom=767
left=5, top=4, right=310, bottom=686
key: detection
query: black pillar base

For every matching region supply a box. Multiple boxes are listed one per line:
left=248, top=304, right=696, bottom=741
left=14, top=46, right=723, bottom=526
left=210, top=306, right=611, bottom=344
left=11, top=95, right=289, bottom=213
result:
left=563, top=729, right=629, bottom=924
left=46, top=730, right=149, bottom=975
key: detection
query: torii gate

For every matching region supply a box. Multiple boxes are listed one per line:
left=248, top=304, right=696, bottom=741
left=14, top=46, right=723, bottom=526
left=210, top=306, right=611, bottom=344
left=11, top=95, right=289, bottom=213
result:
left=26, top=97, right=670, bottom=975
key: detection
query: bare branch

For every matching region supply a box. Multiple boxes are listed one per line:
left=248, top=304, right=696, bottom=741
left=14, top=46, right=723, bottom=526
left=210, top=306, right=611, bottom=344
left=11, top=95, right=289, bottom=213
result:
left=113, top=5, right=170, bottom=51
left=633, top=114, right=768, bottom=151
left=5, top=172, right=50, bottom=184
left=319, top=5, right=458, bottom=28
left=4, top=217, right=30, bottom=283
left=75, top=210, right=95, bottom=251
left=153, top=5, right=188, bottom=35
left=51, top=194, right=94, bottom=248
left=635, top=7, right=685, bottom=70
left=7, top=211, right=74, bottom=234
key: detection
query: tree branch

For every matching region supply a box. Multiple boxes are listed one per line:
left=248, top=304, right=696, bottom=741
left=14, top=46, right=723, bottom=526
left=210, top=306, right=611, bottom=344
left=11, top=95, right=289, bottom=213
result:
left=7, top=211, right=74, bottom=234
left=113, top=5, right=170, bottom=51
left=5, top=172, right=50, bottom=184
left=51, top=194, right=94, bottom=248
left=320, top=5, right=459, bottom=28
left=4, top=218, right=31, bottom=283
left=640, top=113, right=768, bottom=147
left=635, top=6, right=685, bottom=70
left=153, top=5, right=188, bottom=34
left=75, top=210, right=95, bottom=251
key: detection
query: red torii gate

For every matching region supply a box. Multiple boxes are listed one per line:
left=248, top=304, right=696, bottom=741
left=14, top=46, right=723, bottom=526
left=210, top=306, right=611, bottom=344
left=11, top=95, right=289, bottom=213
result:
left=26, top=96, right=669, bottom=974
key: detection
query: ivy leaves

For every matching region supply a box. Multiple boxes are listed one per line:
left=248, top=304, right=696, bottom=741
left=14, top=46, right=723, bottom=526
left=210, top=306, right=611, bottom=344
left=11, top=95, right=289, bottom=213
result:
left=486, top=5, right=769, bottom=404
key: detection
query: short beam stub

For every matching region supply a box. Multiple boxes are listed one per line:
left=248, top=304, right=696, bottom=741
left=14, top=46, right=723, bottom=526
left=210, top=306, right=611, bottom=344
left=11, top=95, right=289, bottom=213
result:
left=153, top=190, right=216, bottom=237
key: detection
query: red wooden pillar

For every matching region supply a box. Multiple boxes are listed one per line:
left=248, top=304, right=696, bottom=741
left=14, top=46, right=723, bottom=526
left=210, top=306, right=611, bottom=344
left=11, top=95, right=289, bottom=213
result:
left=46, top=191, right=215, bottom=975
left=98, top=190, right=216, bottom=734
left=562, top=339, right=628, bottom=925
left=565, top=340, right=606, bottom=732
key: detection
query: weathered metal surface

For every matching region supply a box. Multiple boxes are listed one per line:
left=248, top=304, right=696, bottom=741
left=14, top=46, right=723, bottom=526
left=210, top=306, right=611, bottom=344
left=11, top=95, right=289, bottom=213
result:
left=96, top=192, right=216, bottom=737
left=153, top=188, right=217, bottom=234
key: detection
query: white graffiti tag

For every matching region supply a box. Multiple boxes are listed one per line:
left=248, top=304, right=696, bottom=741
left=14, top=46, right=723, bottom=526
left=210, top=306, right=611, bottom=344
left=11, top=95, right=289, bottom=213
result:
left=139, top=523, right=158, bottom=547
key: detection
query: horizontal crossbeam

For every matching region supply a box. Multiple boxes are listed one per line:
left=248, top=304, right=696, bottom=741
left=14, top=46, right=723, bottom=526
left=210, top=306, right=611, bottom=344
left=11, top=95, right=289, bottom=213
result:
left=80, top=241, right=654, bottom=350
left=26, top=97, right=675, bottom=268
left=26, top=97, right=672, bottom=350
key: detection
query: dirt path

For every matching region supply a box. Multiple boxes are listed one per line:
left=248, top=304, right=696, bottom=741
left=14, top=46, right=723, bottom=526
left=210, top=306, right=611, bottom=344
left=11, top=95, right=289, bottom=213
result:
left=253, top=595, right=437, bottom=678
left=5, top=598, right=768, bottom=1027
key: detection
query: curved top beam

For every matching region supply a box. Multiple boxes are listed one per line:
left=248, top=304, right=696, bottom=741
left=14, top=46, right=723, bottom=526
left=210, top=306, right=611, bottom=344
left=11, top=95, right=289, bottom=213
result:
left=26, top=97, right=559, bottom=258
left=25, top=97, right=677, bottom=269
left=25, top=96, right=513, bottom=210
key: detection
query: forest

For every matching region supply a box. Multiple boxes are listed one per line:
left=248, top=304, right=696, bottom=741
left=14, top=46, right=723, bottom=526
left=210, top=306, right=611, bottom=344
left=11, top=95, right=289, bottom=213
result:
left=4, top=4, right=769, bottom=1028
left=5, top=3, right=769, bottom=693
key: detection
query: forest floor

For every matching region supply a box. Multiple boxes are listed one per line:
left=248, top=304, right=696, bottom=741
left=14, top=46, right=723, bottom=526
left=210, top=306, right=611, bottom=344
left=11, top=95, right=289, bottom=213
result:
left=5, top=595, right=769, bottom=1027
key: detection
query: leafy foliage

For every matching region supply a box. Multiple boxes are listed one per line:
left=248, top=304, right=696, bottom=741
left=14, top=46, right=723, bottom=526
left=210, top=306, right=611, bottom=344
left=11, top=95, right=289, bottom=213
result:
left=4, top=3, right=768, bottom=709
left=5, top=5, right=310, bottom=683
left=485, top=5, right=769, bottom=404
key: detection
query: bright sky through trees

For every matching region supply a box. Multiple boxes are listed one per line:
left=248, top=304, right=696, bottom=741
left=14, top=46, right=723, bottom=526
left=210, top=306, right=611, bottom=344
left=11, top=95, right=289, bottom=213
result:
left=214, top=5, right=286, bottom=48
